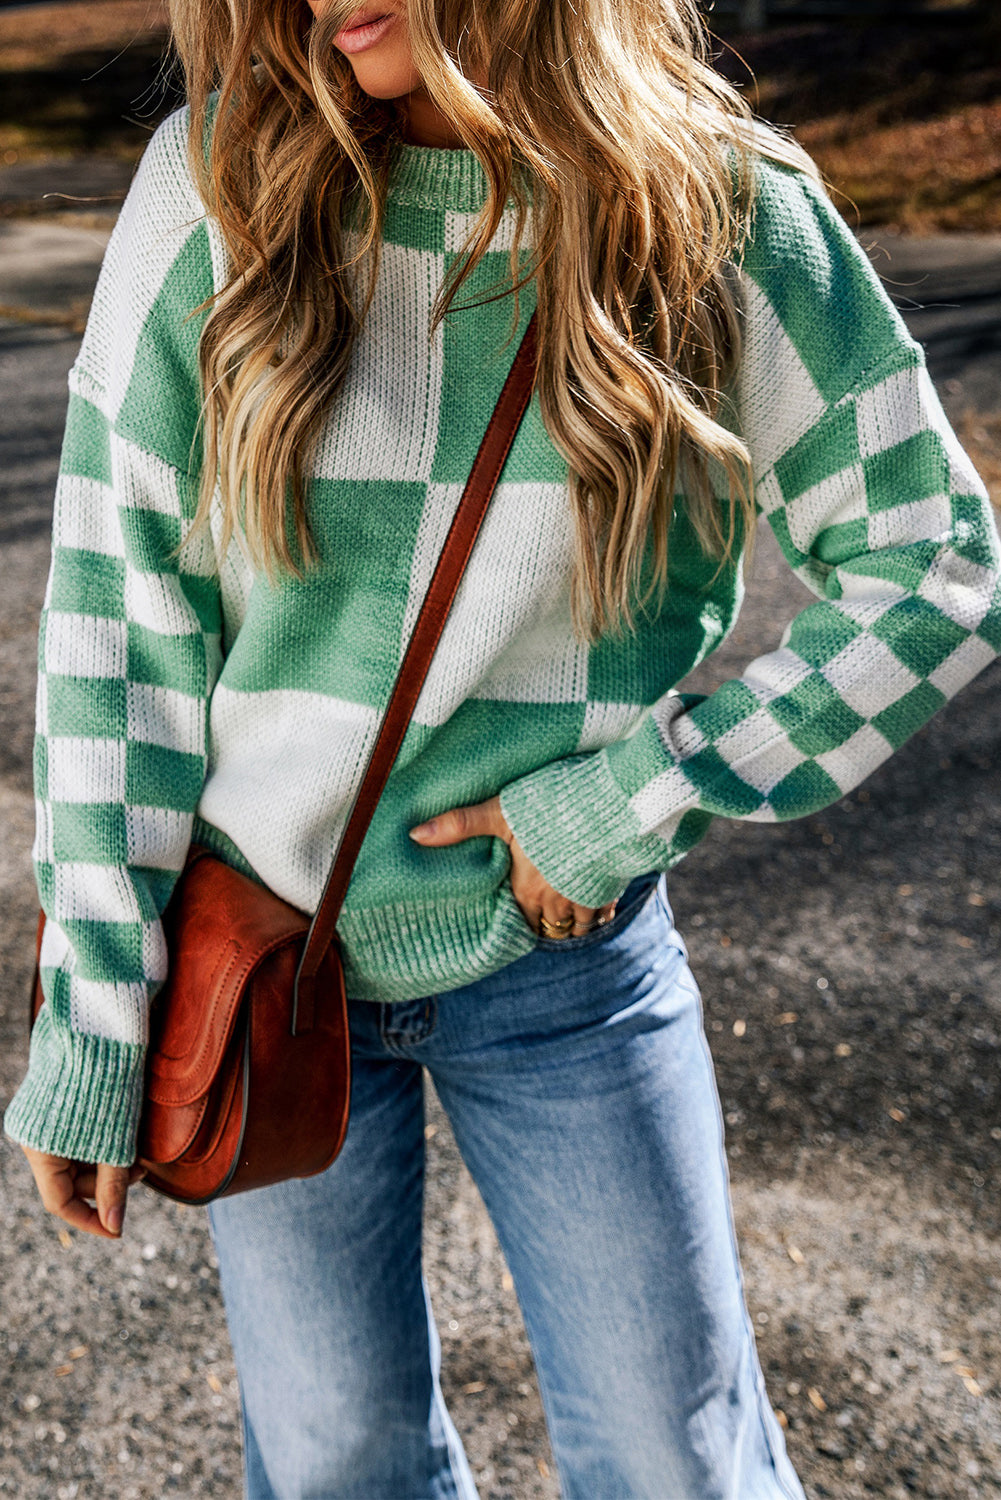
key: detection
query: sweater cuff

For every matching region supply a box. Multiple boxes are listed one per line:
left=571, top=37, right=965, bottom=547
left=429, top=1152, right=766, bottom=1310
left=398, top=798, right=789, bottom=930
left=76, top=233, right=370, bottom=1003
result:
left=4, top=1004, right=145, bottom=1167
left=500, top=752, right=656, bottom=908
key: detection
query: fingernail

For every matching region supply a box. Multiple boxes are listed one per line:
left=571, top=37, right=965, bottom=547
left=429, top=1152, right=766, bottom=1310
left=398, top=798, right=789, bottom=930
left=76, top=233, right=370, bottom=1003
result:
left=410, top=820, right=436, bottom=841
left=106, top=1204, right=123, bottom=1235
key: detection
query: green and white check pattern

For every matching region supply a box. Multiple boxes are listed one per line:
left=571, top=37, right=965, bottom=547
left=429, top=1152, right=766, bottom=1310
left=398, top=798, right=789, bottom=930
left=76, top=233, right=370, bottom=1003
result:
left=6, top=107, right=1000, bottom=1164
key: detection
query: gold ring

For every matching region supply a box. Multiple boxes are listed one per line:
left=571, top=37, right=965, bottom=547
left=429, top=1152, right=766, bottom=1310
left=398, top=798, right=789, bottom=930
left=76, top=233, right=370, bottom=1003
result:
left=539, top=915, right=574, bottom=939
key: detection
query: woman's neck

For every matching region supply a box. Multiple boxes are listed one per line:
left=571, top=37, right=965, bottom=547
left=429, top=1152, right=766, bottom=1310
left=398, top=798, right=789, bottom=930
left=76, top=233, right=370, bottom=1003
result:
left=396, top=86, right=465, bottom=149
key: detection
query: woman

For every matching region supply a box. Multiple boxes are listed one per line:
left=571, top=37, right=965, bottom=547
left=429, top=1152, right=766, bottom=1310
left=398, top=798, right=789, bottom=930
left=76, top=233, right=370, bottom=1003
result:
left=7, top=0, right=1000, bottom=1494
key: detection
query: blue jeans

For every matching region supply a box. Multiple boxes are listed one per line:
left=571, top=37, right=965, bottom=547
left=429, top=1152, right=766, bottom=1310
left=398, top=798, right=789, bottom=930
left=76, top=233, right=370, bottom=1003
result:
left=207, top=877, right=805, bottom=1500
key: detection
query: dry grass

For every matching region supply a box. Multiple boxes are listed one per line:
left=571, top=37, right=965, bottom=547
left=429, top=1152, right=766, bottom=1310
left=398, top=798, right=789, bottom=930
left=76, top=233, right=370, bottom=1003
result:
left=0, top=0, right=168, bottom=72
left=0, top=299, right=91, bottom=334
left=0, top=0, right=175, bottom=160
left=802, top=102, right=1001, bottom=234
left=717, top=12, right=1001, bottom=232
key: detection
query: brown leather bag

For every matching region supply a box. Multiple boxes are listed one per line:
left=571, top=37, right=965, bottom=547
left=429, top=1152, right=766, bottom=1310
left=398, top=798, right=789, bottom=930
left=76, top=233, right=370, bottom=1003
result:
left=30, top=312, right=539, bottom=1206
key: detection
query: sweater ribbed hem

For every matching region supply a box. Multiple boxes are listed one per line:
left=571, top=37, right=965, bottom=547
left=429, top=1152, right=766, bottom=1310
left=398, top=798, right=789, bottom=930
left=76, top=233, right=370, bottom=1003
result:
left=4, top=1004, right=145, bottom=1167
left=339, top=888, right=537, bottom=1001
left=500, top=753, right=661, bottom=909
left=191, top=819, right=537, bottom=1001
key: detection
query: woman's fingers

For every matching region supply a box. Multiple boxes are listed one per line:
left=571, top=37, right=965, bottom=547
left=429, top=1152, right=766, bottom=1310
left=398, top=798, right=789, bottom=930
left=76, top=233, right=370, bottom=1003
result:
left=410, top=798, right=620, bottom=938
left=570, top=901, right=618, bottom=934
left=539, top=901, right=618, bottom=937
left=20, top=1145, right=146, bottom=1239
left=95, top=1163, right=135, bottom=1237
left=410, top=796, right=509, bottom=847
left=537, top=900, right=619, bottom=938
left=70, top=1162, right=146, bottom=1200
left=537, top=897, right=574, bottom=937
left=22, top=1147, right=110, bottom=1237
left=54, top=1192, right=110, bottom=1238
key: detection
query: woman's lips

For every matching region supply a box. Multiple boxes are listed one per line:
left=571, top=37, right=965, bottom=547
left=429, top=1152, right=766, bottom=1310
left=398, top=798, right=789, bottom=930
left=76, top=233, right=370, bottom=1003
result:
left=333, top=11, right=396, bottom=53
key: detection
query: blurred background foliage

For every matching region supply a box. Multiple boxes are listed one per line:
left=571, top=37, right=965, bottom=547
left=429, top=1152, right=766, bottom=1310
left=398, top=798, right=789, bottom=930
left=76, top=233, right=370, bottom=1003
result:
left=713, top=1, right=1001, bottom=233
left=0, top=0, right=998, bottom=233
left=0, top=1, right=179, bottom=165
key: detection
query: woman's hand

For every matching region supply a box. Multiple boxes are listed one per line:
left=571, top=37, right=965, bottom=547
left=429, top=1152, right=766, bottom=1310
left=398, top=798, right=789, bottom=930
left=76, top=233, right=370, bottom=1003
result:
left=410, top=795, right=617, bottom=937
left=20, top=1145, right=146, bottom=1239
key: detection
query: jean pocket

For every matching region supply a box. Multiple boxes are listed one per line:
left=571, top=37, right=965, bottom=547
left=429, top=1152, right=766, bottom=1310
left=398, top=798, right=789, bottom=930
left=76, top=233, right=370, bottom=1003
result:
left=534, top=874, right=660, bottom=952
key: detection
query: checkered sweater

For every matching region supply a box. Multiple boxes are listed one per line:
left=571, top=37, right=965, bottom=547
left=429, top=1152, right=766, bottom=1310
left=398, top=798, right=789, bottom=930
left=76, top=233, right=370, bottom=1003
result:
left=6, top=106, right=1000, bottom=1165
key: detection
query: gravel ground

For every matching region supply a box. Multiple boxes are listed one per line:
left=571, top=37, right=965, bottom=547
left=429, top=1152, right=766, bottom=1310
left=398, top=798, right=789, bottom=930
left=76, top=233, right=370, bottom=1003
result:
left=0, top=220, right=999, bottom=1500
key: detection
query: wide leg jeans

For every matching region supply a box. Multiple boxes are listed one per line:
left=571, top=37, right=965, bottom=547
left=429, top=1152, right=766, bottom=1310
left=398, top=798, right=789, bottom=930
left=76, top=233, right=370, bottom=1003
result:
left=207, top=877, right=805, bottom=1500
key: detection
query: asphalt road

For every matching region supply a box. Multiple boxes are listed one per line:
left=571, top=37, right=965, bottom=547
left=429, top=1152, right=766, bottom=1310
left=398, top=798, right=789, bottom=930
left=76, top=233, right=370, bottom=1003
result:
left=1, top=218, right=999, bottom=1500
left=864, top=232, right=1001, bottom=417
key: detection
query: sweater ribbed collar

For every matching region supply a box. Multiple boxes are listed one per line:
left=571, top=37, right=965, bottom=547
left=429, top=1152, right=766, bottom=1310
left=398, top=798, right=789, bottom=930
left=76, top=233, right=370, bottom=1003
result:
left=386, top=139, right=533, bottom=213
left=387, top=140, right=487, bottom=211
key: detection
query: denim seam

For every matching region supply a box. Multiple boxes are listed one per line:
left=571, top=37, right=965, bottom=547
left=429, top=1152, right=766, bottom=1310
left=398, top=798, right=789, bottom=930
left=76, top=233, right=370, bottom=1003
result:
left=379, top=996, right=440, bottom=1055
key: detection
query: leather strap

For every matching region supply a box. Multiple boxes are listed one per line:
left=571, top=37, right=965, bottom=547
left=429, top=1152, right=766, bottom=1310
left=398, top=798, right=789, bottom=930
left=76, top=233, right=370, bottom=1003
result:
left=292, top=310, right=539, bottom=1031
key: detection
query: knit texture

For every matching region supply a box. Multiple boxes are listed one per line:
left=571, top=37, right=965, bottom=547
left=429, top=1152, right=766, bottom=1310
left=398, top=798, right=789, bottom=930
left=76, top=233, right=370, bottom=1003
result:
left=6, top=106, right=1000, bottom=1165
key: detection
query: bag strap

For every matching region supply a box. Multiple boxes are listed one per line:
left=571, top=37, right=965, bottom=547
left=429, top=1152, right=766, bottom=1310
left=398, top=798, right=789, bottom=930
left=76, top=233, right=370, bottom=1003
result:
left=292, top=310, right=539, bottom=1032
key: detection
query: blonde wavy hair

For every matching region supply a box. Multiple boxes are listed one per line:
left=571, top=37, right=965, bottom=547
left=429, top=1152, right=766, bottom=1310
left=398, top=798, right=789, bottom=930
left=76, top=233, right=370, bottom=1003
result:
left=171, top=0, right=815, bottom=636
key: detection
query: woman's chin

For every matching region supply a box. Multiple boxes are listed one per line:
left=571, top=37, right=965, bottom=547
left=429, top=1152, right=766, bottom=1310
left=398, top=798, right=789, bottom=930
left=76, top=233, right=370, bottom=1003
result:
left=346, top=59, right=423, bottom=101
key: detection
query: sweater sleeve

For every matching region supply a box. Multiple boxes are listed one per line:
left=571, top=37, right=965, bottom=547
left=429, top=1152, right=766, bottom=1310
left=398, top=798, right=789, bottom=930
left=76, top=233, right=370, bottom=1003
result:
left=500, top=159, right=1001, bottom=908
left=3, top=107, right=223, bottom=1166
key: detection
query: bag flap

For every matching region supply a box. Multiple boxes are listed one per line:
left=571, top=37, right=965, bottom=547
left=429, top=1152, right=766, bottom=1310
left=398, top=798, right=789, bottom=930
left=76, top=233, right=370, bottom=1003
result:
left=145, top=854, right=309, bottom=1108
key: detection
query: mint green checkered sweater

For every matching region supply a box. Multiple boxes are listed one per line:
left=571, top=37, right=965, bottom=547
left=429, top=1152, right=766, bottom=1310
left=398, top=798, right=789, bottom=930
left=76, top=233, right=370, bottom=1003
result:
left=6, top=107, right=1001, bottom=1166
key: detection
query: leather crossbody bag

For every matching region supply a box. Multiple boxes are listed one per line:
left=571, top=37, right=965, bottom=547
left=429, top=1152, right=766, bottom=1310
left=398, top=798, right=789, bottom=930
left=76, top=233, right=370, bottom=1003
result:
left=30, top=312, right=539, bottom=1206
